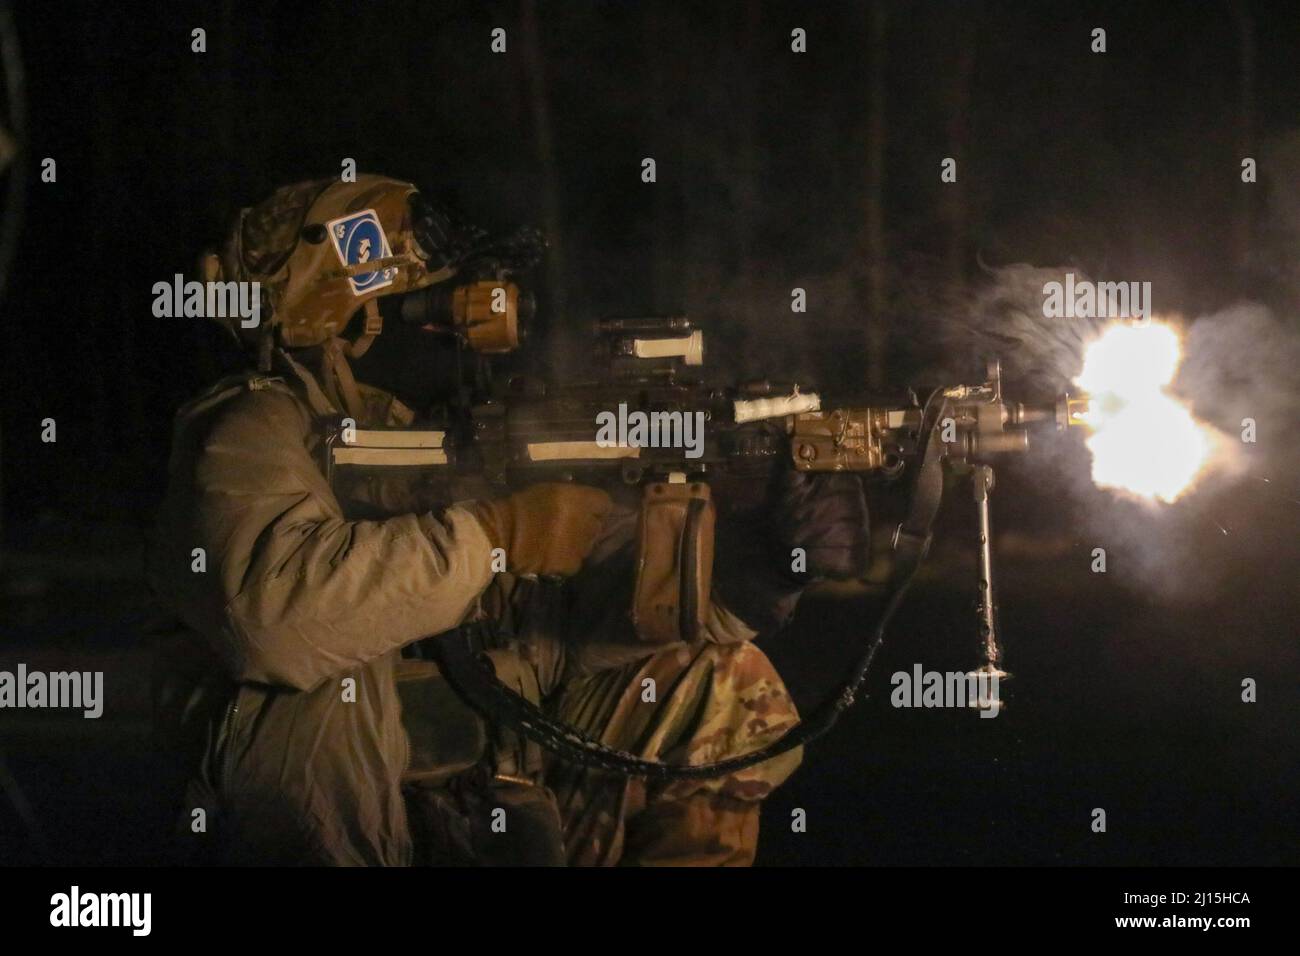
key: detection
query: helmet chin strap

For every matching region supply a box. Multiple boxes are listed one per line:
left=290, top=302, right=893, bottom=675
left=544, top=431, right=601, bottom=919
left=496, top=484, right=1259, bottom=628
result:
left=319, top=300, right=384, bottom=421
left=320, top=339, right=366, bottom=421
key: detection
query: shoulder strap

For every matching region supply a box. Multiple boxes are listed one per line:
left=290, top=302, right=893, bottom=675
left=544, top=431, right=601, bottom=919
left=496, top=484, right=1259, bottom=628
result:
left=272, top=347, right=340, bottom=419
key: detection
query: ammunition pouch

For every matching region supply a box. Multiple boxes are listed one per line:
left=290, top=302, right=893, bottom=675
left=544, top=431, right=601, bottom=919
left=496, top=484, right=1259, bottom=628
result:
left=631, top=480, right=715, bottom=644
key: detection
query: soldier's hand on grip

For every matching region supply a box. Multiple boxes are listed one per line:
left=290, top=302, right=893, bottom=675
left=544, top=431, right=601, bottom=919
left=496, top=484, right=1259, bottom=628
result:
left=713, top=469, right=870, bottom=635
left=468, top=483, right=613, bottom=576
left=771, top=470, right=871, bottom=582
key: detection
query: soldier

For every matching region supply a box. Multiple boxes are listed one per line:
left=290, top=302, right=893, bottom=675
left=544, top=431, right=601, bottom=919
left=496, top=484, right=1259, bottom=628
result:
left=149, top=175, right=869, bottom=866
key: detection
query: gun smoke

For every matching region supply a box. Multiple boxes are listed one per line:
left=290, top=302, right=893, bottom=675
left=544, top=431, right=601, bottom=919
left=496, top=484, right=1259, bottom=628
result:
left=956, top=264, right=1300, bottom=601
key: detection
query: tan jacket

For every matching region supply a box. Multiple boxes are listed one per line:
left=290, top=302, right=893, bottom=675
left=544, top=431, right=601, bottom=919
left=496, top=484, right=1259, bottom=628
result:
left=150, top=365, right=760, bottom=865
left=150, top=370, right=493, bottom=864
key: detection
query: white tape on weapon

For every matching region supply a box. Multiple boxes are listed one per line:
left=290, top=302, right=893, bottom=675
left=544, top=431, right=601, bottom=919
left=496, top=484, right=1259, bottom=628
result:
left=633, top=330, right=704, bottom=366
left=526, top=442, right=642, bottom=462
left=732, top=390, right=821, bottom=424
left=347, top=429, right=445, bottom=448
left=333, top=448, right=450, bottom=465
left=332, top=429, right=449, bottom=466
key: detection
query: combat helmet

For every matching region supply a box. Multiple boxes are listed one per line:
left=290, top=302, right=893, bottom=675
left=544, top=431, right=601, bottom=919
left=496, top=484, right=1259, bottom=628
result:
left=201, top=175, right=478, bottom=364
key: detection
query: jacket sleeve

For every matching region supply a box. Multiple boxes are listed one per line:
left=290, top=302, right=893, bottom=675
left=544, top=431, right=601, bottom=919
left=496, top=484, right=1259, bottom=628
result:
left=151, top=387, right=494, bottom=692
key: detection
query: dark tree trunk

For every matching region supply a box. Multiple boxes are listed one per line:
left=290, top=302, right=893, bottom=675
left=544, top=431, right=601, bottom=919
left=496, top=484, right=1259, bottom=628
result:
left=864, top=0, right=887, bottom=388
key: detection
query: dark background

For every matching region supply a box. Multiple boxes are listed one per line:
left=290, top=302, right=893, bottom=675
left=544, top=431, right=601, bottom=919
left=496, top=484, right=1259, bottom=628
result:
left=0, top=0, right=1297, bottom=865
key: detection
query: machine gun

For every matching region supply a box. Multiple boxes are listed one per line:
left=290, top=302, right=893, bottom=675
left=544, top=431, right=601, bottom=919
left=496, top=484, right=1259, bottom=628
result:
left=327, top=279, right=1087, bottom=778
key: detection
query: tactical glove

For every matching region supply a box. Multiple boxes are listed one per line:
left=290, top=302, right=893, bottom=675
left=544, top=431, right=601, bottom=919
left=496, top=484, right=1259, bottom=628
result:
left=770, top=470, right=871, bottom=581
left=713, top=470, right=870, bottom=635
left=467, top=483, right=613, bottom=576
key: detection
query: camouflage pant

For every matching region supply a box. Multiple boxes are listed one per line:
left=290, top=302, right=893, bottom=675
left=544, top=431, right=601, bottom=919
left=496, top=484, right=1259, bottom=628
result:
left=407, top=639, right=802, bottom=866
left=548, top=640, right=803, bottom=866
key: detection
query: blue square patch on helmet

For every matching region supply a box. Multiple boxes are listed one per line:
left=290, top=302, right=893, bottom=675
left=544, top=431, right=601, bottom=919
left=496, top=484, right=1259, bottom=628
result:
left=326, top=209, right=398, bottom=296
